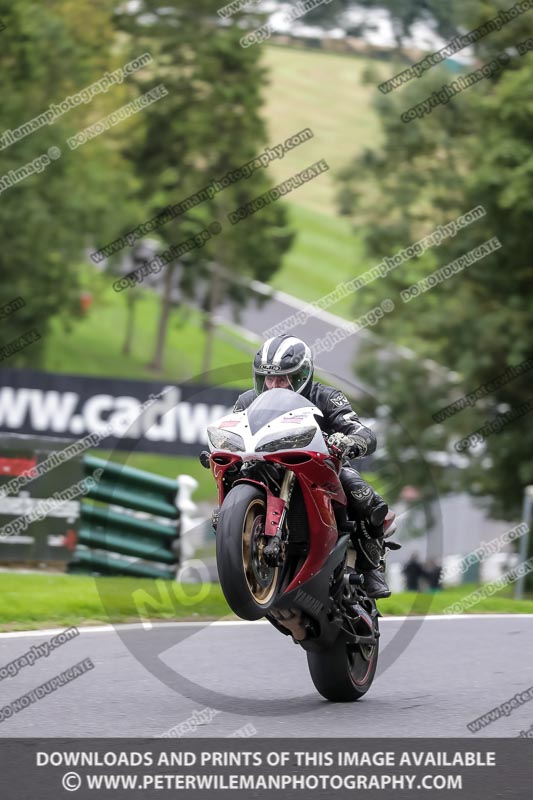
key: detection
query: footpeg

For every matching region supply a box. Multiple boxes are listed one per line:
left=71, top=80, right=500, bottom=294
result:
left=339, top=521, right=357, bottom=535
left=344, top=572, right=364, bottom=587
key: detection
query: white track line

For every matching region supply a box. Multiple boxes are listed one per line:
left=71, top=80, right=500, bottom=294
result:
left=212, top=272, right=450, bottom=378
left=1, top=614, right=532, bottom=639
left=247, top=280, right=451, bottom=377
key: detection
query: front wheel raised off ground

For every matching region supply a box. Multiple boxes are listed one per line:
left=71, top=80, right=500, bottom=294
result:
left=216, top=484, right=281, bottom=621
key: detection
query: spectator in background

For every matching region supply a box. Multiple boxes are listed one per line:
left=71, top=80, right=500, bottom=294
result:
left=424, top=559, right=442, bottom=592
left=403, top=553, right=424, bottom=591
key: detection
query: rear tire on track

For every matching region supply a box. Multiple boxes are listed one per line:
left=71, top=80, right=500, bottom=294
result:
left=216, top=484, right=281, bottom=621
left=306, top=623, right=379, bottom=702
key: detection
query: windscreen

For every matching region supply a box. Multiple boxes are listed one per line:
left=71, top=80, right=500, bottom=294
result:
left=246, top=388, right=318, bottom=436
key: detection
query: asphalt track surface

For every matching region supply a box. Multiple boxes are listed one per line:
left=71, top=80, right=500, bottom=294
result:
left=212, top=281, right=451, bottom=396
left=1, top=615, right=532, bottom=738
left=214, top=283, right=374, bottom=395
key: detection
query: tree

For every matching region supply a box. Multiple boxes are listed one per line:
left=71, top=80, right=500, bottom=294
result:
left=114, top=0, right=294, bottom=374
left=0, top=0, right=139, bottom=366
left=335, top=0, right=533, bottom=526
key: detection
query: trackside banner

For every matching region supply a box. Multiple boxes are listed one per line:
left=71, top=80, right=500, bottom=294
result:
left=0, top=368, right=241, bottom=456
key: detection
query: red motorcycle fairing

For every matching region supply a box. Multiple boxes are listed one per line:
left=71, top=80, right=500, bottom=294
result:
left=210, top=453, right=290, bottom=540
left=209, top=449, right=347, bottom=597
left=263, top=452, right=346, bottom=595
left=209, top=452, right=242, bottom=507
left=210, top=452, right=286, bottom=538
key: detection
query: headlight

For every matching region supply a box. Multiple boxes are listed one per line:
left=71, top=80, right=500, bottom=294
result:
left=207, top=427, right=244, bottom=453
left=256, top=426, right=316, bottom=453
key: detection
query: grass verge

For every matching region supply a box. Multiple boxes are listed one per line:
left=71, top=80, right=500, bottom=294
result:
left=0, top=574, right=231, bottom=632
left=379, top=584, right=533, bottom=616
left=43, top=265, right=252, bottom=385
left=1, top=575, right=532, bottom=632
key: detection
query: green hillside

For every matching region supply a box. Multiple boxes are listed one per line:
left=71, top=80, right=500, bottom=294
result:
left=36, top=46, right=386, bottom=499
left=259, top=45, right=384, bottom=317
left=262, top=45, right=382, bottom=216
left=43, top=46, right=386, bottom=385
left=270, top=203, right=369, bottom=318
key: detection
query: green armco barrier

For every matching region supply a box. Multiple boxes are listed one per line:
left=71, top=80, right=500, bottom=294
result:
left=81, top=504, right=177, bottom=540
left=83, top=456, right=178, bottom=518
left=85, top=480, right=177, bottom=518
left=67, top=456, right=184, bottom=578
left=69, top=548, right=176, bottom=580
left=84, top=455, right=178, bottom=494
left=78, top=527, right=175, bottom=565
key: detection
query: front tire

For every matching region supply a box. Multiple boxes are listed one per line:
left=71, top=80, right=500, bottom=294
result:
left=216, top=484, right=281, bottom=621
left=306, top=620, right=379, bottom=702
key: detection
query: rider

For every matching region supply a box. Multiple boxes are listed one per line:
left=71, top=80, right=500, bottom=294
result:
left=232, top=334, right=391, bottom=599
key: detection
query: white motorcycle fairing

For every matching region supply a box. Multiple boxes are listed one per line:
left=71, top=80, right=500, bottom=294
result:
left=206, top=388, right=328, bottom=460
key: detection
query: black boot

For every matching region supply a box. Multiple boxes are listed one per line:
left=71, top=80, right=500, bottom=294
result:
left=353, top=523, right=391, bottom=599
left=362, top=564, right=391, bottom=599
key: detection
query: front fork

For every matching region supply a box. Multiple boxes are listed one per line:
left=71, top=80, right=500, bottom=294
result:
left=263, top=470, right=296, bottom=565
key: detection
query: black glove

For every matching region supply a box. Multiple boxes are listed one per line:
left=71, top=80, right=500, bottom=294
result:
left=327, top=432, right=359, bottom=459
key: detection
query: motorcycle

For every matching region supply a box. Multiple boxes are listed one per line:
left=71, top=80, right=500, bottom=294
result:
left=200, top=388, right=389, bottom=702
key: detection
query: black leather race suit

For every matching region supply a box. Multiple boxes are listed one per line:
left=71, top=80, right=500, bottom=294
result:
left=233, top=382, right=385, bottom=557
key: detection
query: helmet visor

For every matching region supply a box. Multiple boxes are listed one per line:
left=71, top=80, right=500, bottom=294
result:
left=254, top=361, right=311, bottom=395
